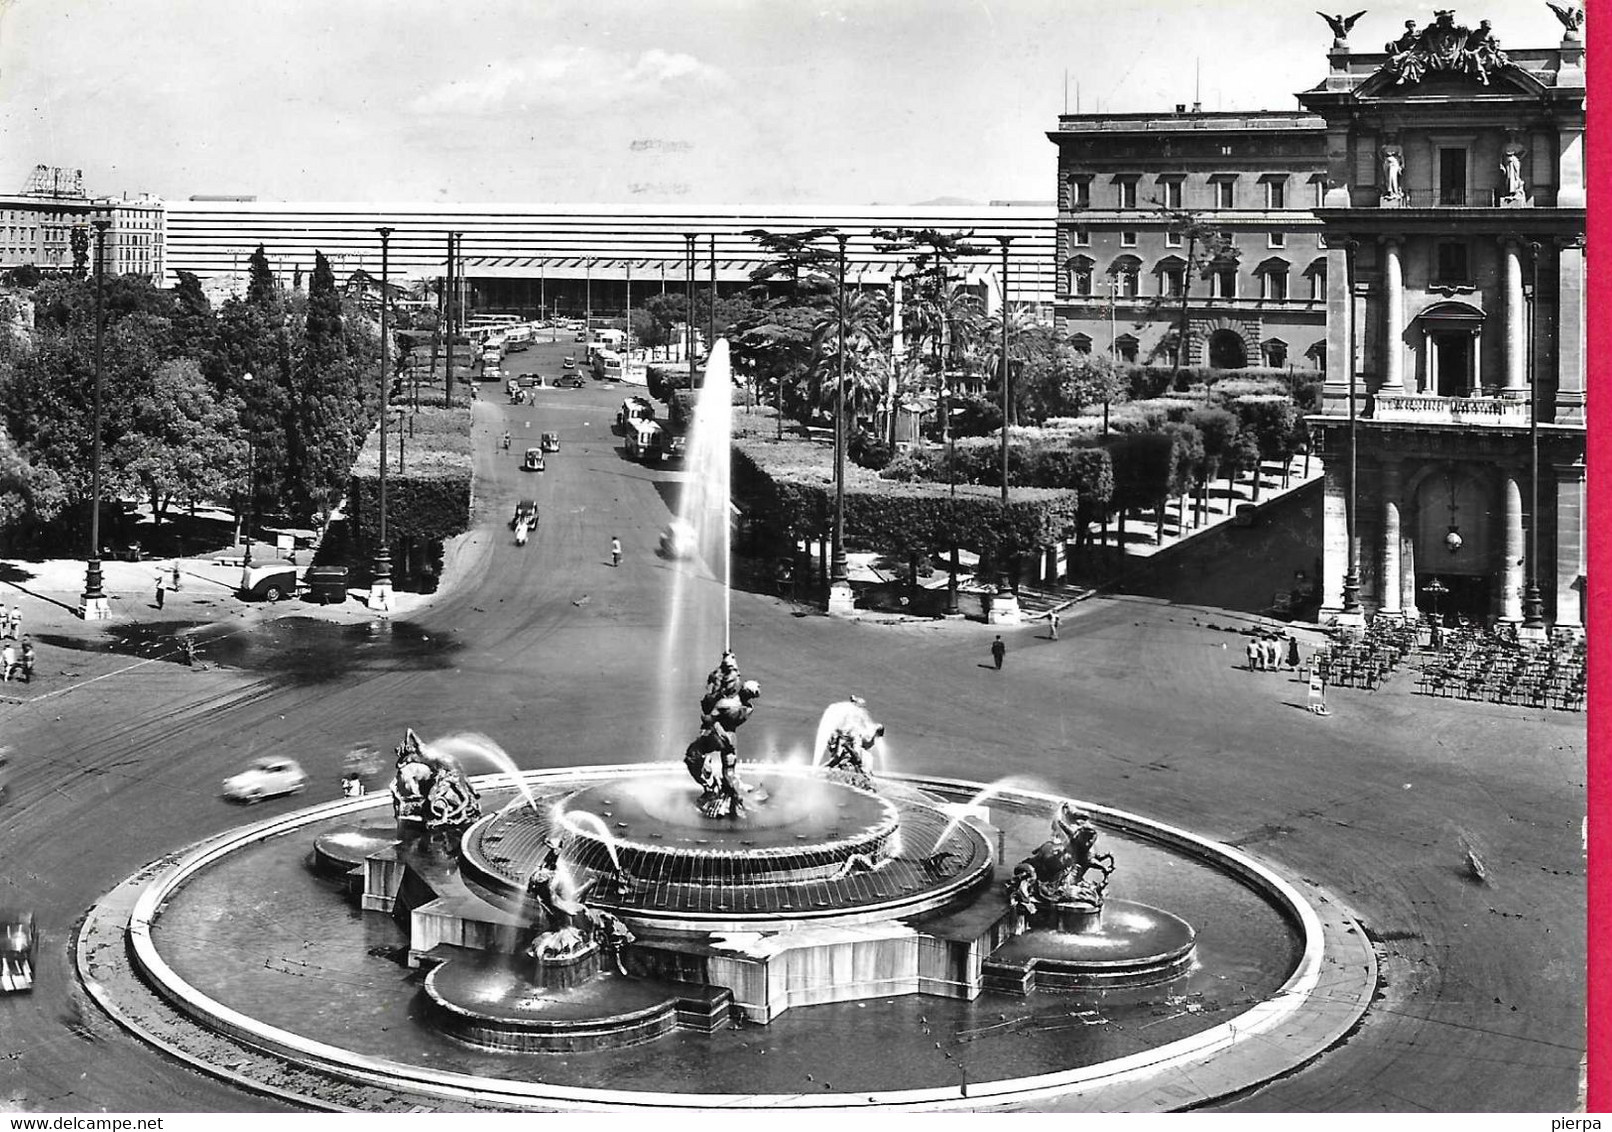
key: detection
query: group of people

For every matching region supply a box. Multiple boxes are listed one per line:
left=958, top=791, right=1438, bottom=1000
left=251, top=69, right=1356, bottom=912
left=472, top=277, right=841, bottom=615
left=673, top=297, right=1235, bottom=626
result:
left=1246, top=633, right=1300, bottom=673
left=1, top=606, right=21, bottom=641
left=1, top=637, right=34, bottom=683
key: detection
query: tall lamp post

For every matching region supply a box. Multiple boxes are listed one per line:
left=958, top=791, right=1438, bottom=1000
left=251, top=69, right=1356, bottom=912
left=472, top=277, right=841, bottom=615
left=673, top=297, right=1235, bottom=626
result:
left=709, top=233, right=718, bottom=355
left=1340, top=237, right=1363, bottom=621
left=444, top=232, right=459, bottom=408
left=78, top=218, right=112, bottom=620
left=240, top=372, right=256, bottom=566
left=369, top=226, right=396, bottom=612
left=684, top=234, right=698, bottom=387
left=991, top=235, right=1024, bottom=623
left=828, top=232, right=854, bottom=615
left=1522, top=241, right=1545, bottom=633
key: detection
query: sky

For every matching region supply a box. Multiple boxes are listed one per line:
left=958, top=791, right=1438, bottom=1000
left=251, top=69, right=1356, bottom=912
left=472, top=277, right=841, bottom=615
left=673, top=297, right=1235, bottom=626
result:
left=0, top=0, right=1570, bottom=206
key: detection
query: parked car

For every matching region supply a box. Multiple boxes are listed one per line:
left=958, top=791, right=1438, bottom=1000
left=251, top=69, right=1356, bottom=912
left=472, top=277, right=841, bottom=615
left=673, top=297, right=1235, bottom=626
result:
left=510, top=499, right=539, bottom=531
left=239, top=561, right=299, bottom=602
left=0, top=908, right=36, bottom=993
left=222, top=757, right=308, bottom=804
left=523, top=448, right=546, bottom=472
left=574, top=331, right=587, bottom=342
left=555, top=373, right=584, bottom=389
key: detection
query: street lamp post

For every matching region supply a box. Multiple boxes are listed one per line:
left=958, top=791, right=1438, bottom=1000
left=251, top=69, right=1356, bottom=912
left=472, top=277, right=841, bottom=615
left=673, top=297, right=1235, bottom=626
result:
left=1340, top=238, right=1363, bottom=622
left=369, top=226, right=396, bottom=612
left=709, top=233, right=717, bottom=356
left=828, top=232, right=854, bottom=615
left=444, top=232, right=460, bottom=409
left=78, top=218, right=113, bottom=620
left=1522, top=241, right=1545, bottom=634
left=240, top=371, right=256, bottom=566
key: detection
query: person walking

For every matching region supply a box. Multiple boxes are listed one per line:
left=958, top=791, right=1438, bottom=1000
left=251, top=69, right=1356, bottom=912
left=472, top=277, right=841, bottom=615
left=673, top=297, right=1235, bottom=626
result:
left=18, top=637, right=33, bottom=683
left=1049, top=612, right=1060, bottom=641
left=1, top=640, right=13, bottom=682
left=154, top=570, right=166, bottom=610
left=990, top=635, right=1006, bottom=670
left=171, top=561, right=182, bottom=591
left=1286, top=635, right=1300, bottom=671
left=611, top=537, right=622, bottom=568
left=1246, top=639, right=1259, bottom=671
left=3, top=606, right=17, bottom=640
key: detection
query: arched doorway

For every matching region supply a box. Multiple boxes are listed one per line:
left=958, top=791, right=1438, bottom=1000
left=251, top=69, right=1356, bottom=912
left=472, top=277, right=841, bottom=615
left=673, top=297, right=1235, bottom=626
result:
left=1413, top=468, right=1493, bottom=621
left=1208, top=329, right=1247, bottom=369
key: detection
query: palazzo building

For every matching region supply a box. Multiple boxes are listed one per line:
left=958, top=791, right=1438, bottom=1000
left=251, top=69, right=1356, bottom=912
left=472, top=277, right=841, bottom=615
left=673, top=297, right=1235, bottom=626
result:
left=1303, top=8, right=1586, bottom=630
left=1046, top=109, right=1328, bottom=369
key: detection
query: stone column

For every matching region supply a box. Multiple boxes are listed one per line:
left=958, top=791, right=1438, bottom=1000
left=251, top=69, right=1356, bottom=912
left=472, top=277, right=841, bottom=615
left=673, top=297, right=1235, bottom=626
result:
left=1380, top=461, right=1402, bottom=613
left=1502, top=239, right=1525, bottom=394
left=1320, top=462, right=1349, bottom=614
left=1499, top=472, right=1525, bottom=623
left=1382, top=238, right=1407, bottom=393
left=1556, top=238, right=1586, bottom=424
left=1424, top=329, right=1439, bottom=395
left=1401, top=509, right=1419, bottom=618
left=1554, top=464, right=1585, bottom=629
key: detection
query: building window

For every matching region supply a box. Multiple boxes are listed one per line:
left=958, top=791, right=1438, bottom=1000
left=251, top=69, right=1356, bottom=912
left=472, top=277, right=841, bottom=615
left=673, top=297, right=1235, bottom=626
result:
left=1212, top=264, right=1238, bottom=299
left=1265, top=180, right=1286, bottom=209
left=1069, top=262, right=1093, bottom=297
left=1220, top=144, right=1233, bottom=156
left=1068, top=176, right=1092, bottom=210
left=1215, top=180, right=1235, bottom=209
left=1165, top=230, right=1183, bottom=248
left=1120, top=231, right=1137, bottom=247
left=1115, top=334, right=1140, bottom=362
left=1266, top=271, right=1288, bottom=301
left=1070, top=333, right=1093, bottom=355
left=1438, top=147, right=1467, bottom=205
left=1117, top=180, right=1138, bottom=209
left=1071, top=226, right=1090, bottom=246
left=1162, top=179, right=1183, bottom=209
left=1268, top=232, right=1286, bottom=249
left=1309, top=268, right=1326, bottom=301
left=1161, top=264, right=1185, bottom=297
left=1220, top=231, right=1235, bottom=245
left=1111, top=256, right=1142, bottom=298
left=1263, top=339, right=1289, bottom=368
left=1435, top=241, right=1470, bottom=285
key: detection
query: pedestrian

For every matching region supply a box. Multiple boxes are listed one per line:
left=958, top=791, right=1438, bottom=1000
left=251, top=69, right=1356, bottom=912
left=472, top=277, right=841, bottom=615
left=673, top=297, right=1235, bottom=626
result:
left=611, top=537, right=622, bottom=568
left=155, top=570, right=166, bottom=610
left=172, top=561, right=182, bottom=591
left=1049, top=611, right=1060, bottom=641
left=1246, top=640, right=1259, bottom=671
left=1286, top=635, right=1300, bottom=671
left=4, top=606, right=17, bottom=640
left=1, top=641, right=13, bottom=682
left=990, top=635, right=1006, bottom=670
left=18, top=638, right=33, bottom=683
left=1264, top=637, right=1280, bottom=671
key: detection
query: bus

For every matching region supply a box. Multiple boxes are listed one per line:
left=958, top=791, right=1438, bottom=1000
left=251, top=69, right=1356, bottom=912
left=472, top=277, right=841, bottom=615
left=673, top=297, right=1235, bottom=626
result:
left=592, top=349, right=625, bottom=382
left=625, top=419, right=663, bottom=462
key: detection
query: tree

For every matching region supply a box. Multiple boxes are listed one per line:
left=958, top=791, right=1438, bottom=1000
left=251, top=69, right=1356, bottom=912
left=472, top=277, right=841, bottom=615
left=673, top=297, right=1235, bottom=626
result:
left=732, top=228, right=838, bottom=424
left=1160, top=422, right=1203, bottom=539
left=169, top=271, right=216, bottom=360
left=113, top=358, right=241, bottom=527
left=1186, top=406, right=1239, bottom=526
left=809, top=289, right=888, bottom=424
left=1155, top=207, right=1240, bottom=374
left=246, top=245, right=279, bottom=309
left=70, top=225, right=89, bottom=278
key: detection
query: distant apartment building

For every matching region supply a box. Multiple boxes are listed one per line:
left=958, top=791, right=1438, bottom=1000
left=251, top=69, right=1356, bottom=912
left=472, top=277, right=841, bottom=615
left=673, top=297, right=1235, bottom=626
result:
left=1047, top=109, right=1328, bottom=370
left=96, top=194, right=166, bottom=284
left=0, top=166, right=164, bottom=282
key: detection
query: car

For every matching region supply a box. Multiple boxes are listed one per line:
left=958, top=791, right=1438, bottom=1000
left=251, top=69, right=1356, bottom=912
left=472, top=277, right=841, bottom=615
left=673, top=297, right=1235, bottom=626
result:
left=222, top=757, right=308, bottom=804
left=660, top=519, right=698, bottom=560
left=239, top=561, right=298, bottom=602
left=0, top=748, right=10, bottom=801
left=555, top=373, right=584, bottom=389
left=0, top=908, right=36, bottom=993
left=523, top=447, right=546, bottom=472
left=574, top=331, right=587, bottom=342
left=510, top=499, right=539, bottom=530
left=540, top=431, right=560, bottom=452
left=562, top=355, right=577, bottom=369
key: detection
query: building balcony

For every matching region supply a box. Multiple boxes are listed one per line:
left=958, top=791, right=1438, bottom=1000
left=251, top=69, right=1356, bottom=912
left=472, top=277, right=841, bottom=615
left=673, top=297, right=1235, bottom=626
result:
left=1375, top=189, right=1526, bottom=209
left=1369, top=392, right=1530, bottom=426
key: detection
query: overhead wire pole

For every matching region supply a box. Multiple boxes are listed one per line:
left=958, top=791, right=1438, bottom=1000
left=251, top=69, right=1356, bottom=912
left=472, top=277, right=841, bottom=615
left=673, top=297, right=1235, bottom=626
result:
left=1523, top=241, right=1544, bottom=631
left=709, top=233, right=717, bottom=353
left=369, top=226, right=395, bottom=612
left=828, top=232, right=853, bottom=614
left=997, top=235, right=1014, bottom=504
left=78, top=218, right=112, bottom=620
left=444, top=232, right=458, bottom=409
left=684, top=234, right=698, bottom=387
left=1341, top=237, right=1362, bottom=618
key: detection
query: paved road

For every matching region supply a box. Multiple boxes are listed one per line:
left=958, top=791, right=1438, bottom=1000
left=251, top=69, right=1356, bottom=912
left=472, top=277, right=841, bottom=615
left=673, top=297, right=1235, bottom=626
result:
left=0, top=337, right=1587, bottom=1111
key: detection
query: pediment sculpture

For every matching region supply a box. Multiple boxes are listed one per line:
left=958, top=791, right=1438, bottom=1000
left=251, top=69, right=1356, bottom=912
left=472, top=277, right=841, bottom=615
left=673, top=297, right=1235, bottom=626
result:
left=1382, top=10, right=1510, bottom=86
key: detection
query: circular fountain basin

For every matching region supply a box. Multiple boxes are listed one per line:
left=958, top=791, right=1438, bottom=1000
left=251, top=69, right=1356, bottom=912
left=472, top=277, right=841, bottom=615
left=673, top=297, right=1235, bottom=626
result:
left=461, top=767, right=994, bottom=929
left=985, top=900, right=1197, bottom=993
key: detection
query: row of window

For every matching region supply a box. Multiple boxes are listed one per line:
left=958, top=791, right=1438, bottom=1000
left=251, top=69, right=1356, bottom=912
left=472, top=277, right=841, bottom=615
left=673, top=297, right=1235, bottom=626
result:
left=1065, top=174, right=1323, bottom=212
left=1065, top=256, right=1323, bottom=302
left=1066, top=226, right=1303, bottom=250
left=1064, top=332, right=1312, bottom=368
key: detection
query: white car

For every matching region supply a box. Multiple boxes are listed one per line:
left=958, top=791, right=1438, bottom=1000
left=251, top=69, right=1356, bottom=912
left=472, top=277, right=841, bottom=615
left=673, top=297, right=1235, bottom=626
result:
left=660, top=519, right=698, bottom=560
left=222, top=757, right=308, bottom=804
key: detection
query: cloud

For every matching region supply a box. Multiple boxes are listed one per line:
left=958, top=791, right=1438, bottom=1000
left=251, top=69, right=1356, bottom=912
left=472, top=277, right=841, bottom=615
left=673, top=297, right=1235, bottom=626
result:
left=409, top=46, right=727, bottom=114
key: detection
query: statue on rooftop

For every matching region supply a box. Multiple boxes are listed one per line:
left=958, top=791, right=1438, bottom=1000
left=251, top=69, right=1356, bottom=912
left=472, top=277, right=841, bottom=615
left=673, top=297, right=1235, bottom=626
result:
left=1546, top=3, right=1585, bottom=39
left=1317, top=10, right=1367, bottom=49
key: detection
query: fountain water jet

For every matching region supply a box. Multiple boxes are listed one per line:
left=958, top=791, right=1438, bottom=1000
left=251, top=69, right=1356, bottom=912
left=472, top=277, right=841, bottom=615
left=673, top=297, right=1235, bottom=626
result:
left=423, top=732, right=539, bottom=813
left=927, top=775, right=1054, bottom=858
left=559, top=810, right=626, bottom=876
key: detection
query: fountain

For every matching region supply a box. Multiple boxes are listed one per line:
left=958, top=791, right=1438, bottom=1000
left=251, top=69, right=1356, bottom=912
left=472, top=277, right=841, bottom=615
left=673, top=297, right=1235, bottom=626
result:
left=91, top=336, right=1360, bottom=1109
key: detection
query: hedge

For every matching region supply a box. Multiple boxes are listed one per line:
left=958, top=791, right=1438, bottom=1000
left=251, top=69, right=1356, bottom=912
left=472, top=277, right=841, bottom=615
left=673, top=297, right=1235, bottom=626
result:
left=350, top=400, right=473, bottom=543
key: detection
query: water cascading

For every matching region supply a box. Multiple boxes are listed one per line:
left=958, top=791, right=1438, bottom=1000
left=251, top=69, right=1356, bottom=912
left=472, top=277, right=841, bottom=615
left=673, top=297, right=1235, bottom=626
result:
left=657, top=339, right=734, bottom=758
left=423, top=732, right=539, bottom=813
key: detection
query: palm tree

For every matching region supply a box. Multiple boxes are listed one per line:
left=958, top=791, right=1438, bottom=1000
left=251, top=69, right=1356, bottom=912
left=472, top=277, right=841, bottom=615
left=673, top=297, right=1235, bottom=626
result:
left=809, top=289, right=888, bottom=424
